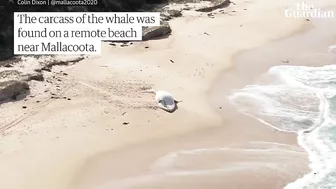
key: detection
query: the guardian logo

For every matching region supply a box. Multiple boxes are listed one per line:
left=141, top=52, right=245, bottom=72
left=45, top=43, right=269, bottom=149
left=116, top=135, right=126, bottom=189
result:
left=285, top=1, right=334, bottom=19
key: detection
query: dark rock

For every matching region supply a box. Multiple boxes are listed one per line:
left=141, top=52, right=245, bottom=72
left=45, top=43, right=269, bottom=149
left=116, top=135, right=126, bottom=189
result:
left=160, top=14, right=172, bottom=21
left=26, top=73, right=44, bottom=81
left=123, top=122, right=129, bottom=125
left=168, top=9, right=182, bottom=17
left=41, top=67, right=52, bottom=72
left=142, top=22, right=171, bottom=40
left=44, top=56, right=85, bottom=69
left=0, top=80, right=29, bottom=101
left=22, top=106, right=27, bottom=109
left=4, top=63, right=13, bottom=67
left=160, top=9, right=182, bottom=21
left=196, top=0, right=232, bottom=12
left=0, top=57, right=20, bottom=67
left=281, top=59, right=289, bottom=63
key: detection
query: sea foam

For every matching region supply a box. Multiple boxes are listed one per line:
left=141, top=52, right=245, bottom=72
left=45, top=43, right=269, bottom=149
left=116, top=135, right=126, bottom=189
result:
left=229, top=62, right=336, bottom=189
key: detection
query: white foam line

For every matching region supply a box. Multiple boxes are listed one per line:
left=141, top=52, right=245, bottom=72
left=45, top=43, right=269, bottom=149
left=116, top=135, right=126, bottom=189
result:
left=151, top=146, right=306, bottom=172
left=166, top=163, right=262, bottom=176
left=232, top=109, right=297, bottom=133
left=228, top=63, right=336, bottom=189
left=285, top=92, right=333, bottom=189
left=102, top=158, right=301, bottom=189
left=163, top=147, right=304, bottom=156
left=248, top=141, right=305, bottom=152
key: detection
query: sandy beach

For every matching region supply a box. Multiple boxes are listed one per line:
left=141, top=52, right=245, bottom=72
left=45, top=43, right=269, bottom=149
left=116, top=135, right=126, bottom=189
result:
left=1, top=0, right=336, bottom=189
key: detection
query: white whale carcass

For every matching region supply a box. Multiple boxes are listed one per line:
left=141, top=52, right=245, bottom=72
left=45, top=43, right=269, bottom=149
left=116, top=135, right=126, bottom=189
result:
left=142, top=88, right=181, bottom=113
left=328, top=45, right=336, bottom=54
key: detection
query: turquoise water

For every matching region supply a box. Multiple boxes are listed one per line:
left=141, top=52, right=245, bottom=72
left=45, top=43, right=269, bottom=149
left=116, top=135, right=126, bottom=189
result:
left=229, top=59, right=336, bottom=189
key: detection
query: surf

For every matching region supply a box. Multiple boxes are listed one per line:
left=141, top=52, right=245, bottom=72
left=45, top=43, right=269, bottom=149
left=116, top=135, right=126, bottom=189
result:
left=229, top=50, right=336, bottom=189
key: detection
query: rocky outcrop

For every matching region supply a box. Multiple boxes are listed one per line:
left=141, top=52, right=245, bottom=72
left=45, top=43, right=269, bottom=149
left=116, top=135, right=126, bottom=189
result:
left=142, top=21, right=172, bottom=40
left=0, top=55, right=85, bottom=102
left=160, top=9, right=183, bottom=21
left=0, top=80, right=29, bottom=101
left=41, top=56, right=85, bottom=71
left=196, top=0, right=232, bottom=12
left=25, top=72, right=44, bottom=82
left=0, top=69, right=45, bottom=101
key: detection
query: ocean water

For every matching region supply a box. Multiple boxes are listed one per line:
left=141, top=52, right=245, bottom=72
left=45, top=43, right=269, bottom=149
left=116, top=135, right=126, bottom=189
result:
left=229, top=47, right=336, bottom=189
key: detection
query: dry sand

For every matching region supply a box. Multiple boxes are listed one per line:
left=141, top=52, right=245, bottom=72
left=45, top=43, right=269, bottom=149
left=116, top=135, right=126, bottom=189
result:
left=1, top=0, right=336, bottom=189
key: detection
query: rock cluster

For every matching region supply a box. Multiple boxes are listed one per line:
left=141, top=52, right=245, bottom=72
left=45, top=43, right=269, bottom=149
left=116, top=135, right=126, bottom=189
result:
left=0, top=56, right=83, bottom=102
left=196, top=0, right=232, bottom=12
left=142, top=21, right=172, bottom=40
left=0, top=80, right=30, bottom=101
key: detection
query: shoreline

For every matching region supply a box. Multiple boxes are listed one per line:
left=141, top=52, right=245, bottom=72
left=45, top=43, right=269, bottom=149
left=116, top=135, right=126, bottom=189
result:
left=222, top=12, right=336, bottom=188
